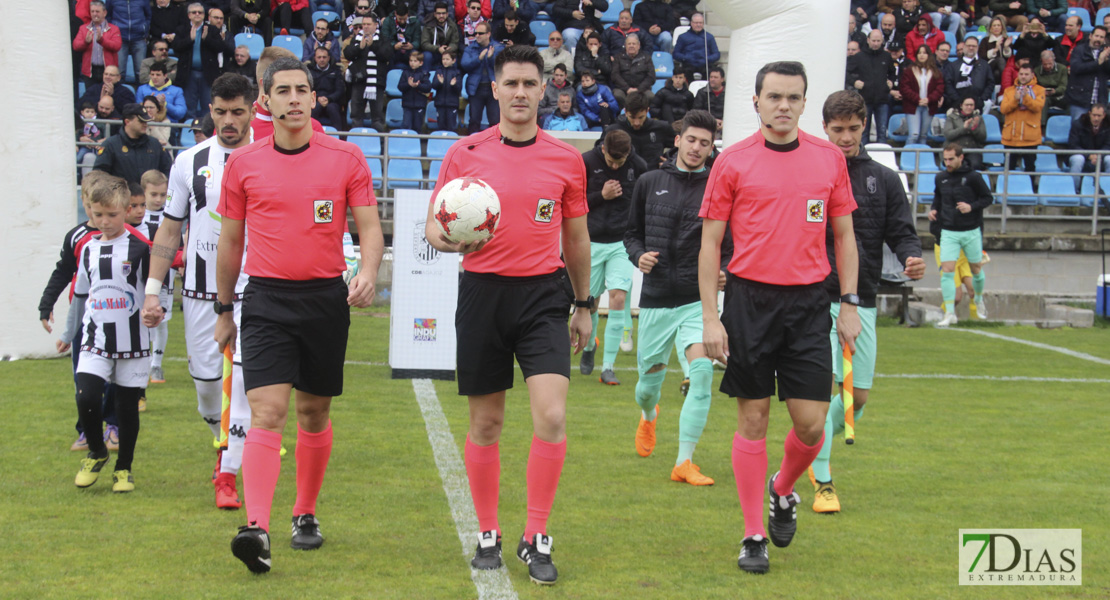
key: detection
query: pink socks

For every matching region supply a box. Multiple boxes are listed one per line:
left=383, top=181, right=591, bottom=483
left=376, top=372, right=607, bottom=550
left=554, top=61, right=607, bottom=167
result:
left=525, top=436, right=566, bottom=539
left=293, top=421, right=333, bottom=516
left=773, top=428, right=824, bottom=497
left=242, top=428, right=283, bottom=532
left=465, top=435, right=501, bottom=533
left=731, top=433, right=768, bottom=538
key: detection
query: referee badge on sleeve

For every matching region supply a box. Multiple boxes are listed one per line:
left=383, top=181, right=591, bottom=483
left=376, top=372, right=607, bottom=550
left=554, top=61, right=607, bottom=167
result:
left=806, top=199, right=825, bottom=223
left=314, top=200, right=334, bottom=223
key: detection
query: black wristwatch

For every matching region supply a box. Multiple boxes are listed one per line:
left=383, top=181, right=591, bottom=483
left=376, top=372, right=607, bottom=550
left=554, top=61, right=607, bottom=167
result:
left=213, top=301, right=234, bottom=315
left=574, top=296, right=594, bottom=309
left=839, top=293, right=860, bottom=306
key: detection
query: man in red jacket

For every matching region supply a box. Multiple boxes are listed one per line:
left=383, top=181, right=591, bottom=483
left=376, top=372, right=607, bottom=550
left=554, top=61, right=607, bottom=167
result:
left=73, top=0, right=122, bottom=86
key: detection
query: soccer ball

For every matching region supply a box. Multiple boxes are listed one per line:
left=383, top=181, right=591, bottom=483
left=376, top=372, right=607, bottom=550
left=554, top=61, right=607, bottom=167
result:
left=431, top=177, right=501, bottom=244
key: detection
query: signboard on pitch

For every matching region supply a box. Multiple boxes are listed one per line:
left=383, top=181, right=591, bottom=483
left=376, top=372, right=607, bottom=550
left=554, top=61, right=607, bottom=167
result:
left=389, top=189, right=458, bottom=380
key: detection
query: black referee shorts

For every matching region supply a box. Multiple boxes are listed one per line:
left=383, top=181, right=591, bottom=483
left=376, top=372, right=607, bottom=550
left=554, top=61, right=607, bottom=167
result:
left=456, top=270, right=574, bottom=396
left=719, top=276, right=832, bottom=402
left=240, top=276, right=350, bottom=397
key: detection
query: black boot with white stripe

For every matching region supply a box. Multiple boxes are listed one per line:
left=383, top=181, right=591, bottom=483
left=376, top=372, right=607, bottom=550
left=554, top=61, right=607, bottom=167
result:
left=767, top=472, right=800, bottom=548
left=516, top=533, right=558, bottom=585
left=471, top=529, right=502, bottom=569
left=738, top=534, right=769, bottom=574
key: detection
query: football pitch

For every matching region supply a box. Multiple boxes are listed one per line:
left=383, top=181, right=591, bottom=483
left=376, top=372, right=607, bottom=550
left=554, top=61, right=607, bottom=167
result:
left=1, top=312, right=1107, bottom=599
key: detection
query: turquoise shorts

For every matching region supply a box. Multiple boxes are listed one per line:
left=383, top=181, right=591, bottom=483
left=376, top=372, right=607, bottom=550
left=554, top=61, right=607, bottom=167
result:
left=829, top=303, right=877, bottom=390
left=590, top=241, right=634, bottom=297
left=939, top=228, right=983, bottom=265
left=637, top=302, right=703, bottom=374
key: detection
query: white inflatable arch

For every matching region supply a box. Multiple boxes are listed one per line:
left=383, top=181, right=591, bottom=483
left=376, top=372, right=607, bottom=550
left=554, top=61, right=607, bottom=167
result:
left=2, top=2, right=79, bottom=358
left=705, top=0, right=849, bottom=145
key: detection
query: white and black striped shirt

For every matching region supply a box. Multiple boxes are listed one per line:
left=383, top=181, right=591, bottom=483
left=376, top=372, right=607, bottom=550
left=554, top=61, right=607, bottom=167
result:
left=165, top=137, right=231, bottom=300
left=74, top=231, right=151, bottom=359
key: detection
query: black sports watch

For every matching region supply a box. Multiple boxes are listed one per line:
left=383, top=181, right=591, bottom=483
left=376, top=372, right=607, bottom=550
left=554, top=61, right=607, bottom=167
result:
left=213, top=301, right=234, bottom=315
left=574, top=296, right=594, bottom=309
left=839, top=293, right=860, bottom=306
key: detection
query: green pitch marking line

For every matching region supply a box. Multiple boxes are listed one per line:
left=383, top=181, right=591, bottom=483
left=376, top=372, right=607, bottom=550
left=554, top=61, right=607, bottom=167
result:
left=946, top=328, right=1110, bottom=366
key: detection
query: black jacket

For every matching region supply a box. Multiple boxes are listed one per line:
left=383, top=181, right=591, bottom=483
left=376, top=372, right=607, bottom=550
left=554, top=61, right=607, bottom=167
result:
left=149, top=3, right=185, bottom=44
left=611, top=51, right=655, bottom=94
left=1067, top=111, right=1110, bottom=151
left=650, top=80, right=693, bottom=120
left=1066, top=42, right=1110, bottom=108
left=624, top=160, right=731, bottom=307
left=603, top=115, right=675, bottom=170
left=943, top=56, right=994, bottom=109
left=92, top=131, right=172, bottom=185
left=309, top=62, right=345, bottom=105
left=847, top=45, right=895, bottom=106
left=552, top=0, right=608, bottom=32
left=583, top=146, right=649, bottom=243
left=632, top=0, right=677, bottom=36
left=492, top=23, right=535, bottom=47
left=693, top=85, right=725, bottom=120
left=343, top=33, right=394, bottom=86
left=930, top=162, right=993, bottom=232
left=172, top=23, right=233, bottom=85
left=823, top=147, right=921, bottom=306
left=574, top=48, right=612, bottom=85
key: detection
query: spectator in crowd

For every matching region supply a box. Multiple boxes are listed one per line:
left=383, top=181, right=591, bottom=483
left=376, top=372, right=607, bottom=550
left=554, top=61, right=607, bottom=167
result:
left=935, top=40, right=951, bottom=63
left=894, top=0, right=925, bottom=44
left=888, top=42, right=909, bottom=114
left=604, top=10, right=642, bottom=57
left=461, top=21, right=502, bottom=132
left=944, top=36, right=995, bottom=114
left=455, top=0, right=492, bottom=28
left=345, top=0, right=375, bottom=39
left=905, top=15, right=943, bottom=59
left=225, top=45, right=257, bottom=79
left=1055, top=15, right=1085, bottom=65
left=303, top=18, right=341, bottom=63
left=575, top=32, right=612, bottom=85
left=140, top=39, right=178, bottom=85
left=879, top=12, right=899, bottom=49
left=1067, top=102, right=1110, bottom=178
left=422, top=2, right=461, bottom=67
left=460, top=0, right=489, bottom=44
left=900, top=43, right=945, bottom=144
left=96, top=95, right=121, bottom=120
left=137, top=61, right=186, bottom=122
left=74, top=1, right=123, bottom=86
left=106, top=0, right=150, bottom=83
left=150, top=0, right=187, bottom=48
left=943, top=96, right=988, bottom=169
left=611, top=33, right=655, bottom=107
left=847, top=40, right=862, bottom=72
left=980, top=15, right=1013, bottom=80
left=416, top=0, right=454, bottom=25
left=1066, top=25, right=1110, bottom=120
left=344, top=15, right=393, bottom=131
left=399, top=50, right=433, bottom=130
left=542, top=90, right=589, bottom=130
left=651, top=71, right=694, bottom=123
left=492, top=0, right=537, bottom=30
left=554, top=0, right=607, bottom=49
left=79, top=65, right=136, bottom=113
left=693, top=66, right=725, bottom=130
left=539, top=63, right=575, bottom=119
left=849, top=29, right=897, bottom=143
left=192, top=112, right=215, bottom=143
left=431, top=49, right=463, bottom=131
left=309, top=45, right=346, bottom=130
left=173, top=3, right=233, bottom=120
left=382, top=4, right=421, bottom=67
left=672, top=13, right=720, bottom=81
left=1026, top=0, right=1067, bottom=32
left=77, top=101, right=107, bottom=177
left=540, top=31, right=575, bottom=83
left=1034, top=48, right=1067, bottom=122
left=271, top=0, right=311, bottom=36
left=632, top=0, right=676, bottom=52
left=230, top=0, right=272, bottom=45
left=577, top=69, right=618, bottom=129
left=93, top=103, right=172, bottom=184
left=1000, top=55, right=1028, bottom=91
left=1013, top=18, right=1055, bottom=68
left=849, top=13, right=868, bottom=49
left=493, top=9, right=536, bottom=47
left=989, top=0, right=1029, bottom=31
left=1000, top=63, right=1045, bottom=171
left=605, top=91, right=674, bottom=169
left=923, top=0, right=962, bottom=38
left=142, top=95, right=172, bottom=147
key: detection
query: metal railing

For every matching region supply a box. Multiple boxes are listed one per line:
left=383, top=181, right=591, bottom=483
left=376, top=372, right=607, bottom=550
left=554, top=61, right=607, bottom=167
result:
left=870, top=145, right=1109, bottom=236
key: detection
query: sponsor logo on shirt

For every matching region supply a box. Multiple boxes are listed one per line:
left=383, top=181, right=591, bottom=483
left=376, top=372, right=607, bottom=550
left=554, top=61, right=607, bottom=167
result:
left=314, top=200, right=334, bottom=223
left=197, top=166, right=213, bottom=184
left=535, top=199, right=555, bottom=223
left=806, top=199, right=825, bottom=223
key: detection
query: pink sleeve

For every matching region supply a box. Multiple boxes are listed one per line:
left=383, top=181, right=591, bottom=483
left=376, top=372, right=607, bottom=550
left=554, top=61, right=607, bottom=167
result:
left=430, top=144, right=462, bottom=203
left=562, top=154, right=589, bottom=219
left=698, top=159, right=734, bottom=221
left=826, top=155, right=857, bottom=217
left=346, top=150, right=376, bottom=207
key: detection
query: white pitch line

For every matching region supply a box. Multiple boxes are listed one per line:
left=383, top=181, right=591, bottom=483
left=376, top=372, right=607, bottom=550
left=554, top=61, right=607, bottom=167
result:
left=876, top=373, right=1110, bottom=384
left=410, top=379, right=518, bottom=600
left=946, top=328, right=1110, bottom=367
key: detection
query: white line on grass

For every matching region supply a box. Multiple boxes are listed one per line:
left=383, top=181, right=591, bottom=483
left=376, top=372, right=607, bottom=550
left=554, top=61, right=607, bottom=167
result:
left=946, top=328, right=1110, bottom=366
left=410, top=379, right=518, bottom=600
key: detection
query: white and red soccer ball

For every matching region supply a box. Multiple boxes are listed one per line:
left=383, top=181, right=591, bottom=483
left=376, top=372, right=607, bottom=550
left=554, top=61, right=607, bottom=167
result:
left=431, top=177, right=501, bottom=244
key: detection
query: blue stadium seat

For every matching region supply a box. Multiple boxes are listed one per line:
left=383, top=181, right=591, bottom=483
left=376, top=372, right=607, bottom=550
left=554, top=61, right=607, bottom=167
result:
left=944, top=31, right=956, bottom=48
left=385, top=99, right=404, bottom=128
left=428, top=160, right=443, bottom=186
left=899, top=144, right=933, bottom=172
left=981, top=144, right=1006, bottom=171
left=651, top=79, right=666, bottom=93
left=120, top=83, right=136, bottom=96
left=1098, top=8, right=1110, bottom=28
left=652, top=51, right=673, bottom=78
left=386, top=69, right=403, bottom=97
left=426, top=131, right=458, bottom=158
left=631, top=0, right=642, bottom=15
left=599, top=2, right=623, bottom=25
left=388, top=158, right=424, bottom=189
left=1078, top=176, right=1110, bottom=207
left=915, top=172, right=936, bottom=204
left=531, top=21, right=556, bottom=46
left=235, top=33, right=265, bottom=59
left=349, top=127, right=381, bottom=156
left=464, top=103, right=491, bottom=128
left=312, top=10, right=340, bottom=28
left=366, top=158, right=383, bottom=187
left=965, top=31, right=985, bottom=42
left=983, top=113, right=1002, bottom=144
left=1068, top=7, right=1093, bottom=33
left=180, top=126, right=196, bottom=147
left=390, top=130, right=423, bottom=157
left=271, top=35, right=302, bottom=56
left=425, top=102, right=438, bottom=128
left=996, top=174, right=1037, bottom=205
left=1039, top=175, right=1081, bottom=206
left=323, top=125, right=338, bottom=133
left=461, top=73, right=470, bottom=100
left=78, top=81, right=86, bottom=98
left=1034, top=146, right=1062, bottom=173
left=1045, top=115, right=1071, bottom=145
left=927, top=114, right=946, bottom=144
left=887, top=113, right=908, bottom=143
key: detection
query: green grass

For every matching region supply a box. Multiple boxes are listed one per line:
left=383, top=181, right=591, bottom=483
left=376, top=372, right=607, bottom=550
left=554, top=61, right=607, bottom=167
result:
left=1, top=313, right=1108, bottom=599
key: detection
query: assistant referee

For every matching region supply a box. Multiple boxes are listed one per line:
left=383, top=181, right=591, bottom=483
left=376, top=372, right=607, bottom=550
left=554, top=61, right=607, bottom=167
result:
left=214, top=56, right=385, bottom=574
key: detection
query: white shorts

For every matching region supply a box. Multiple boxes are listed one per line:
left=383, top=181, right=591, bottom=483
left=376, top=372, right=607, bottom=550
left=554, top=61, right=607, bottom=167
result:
left=182, top=296, right=222, bottom=381
left=77, top=352, right=152, bottom=388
